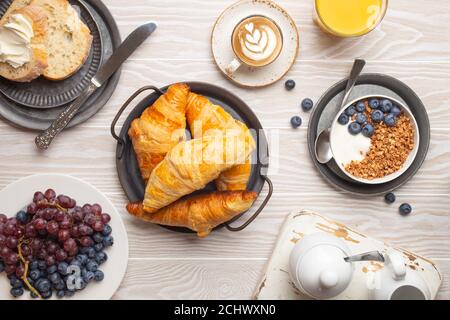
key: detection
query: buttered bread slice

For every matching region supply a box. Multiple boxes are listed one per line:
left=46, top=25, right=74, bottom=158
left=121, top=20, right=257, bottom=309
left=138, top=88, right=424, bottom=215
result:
left=0, top=5, right=48, bottom=82
left=30, top=0, right=92, bottom=80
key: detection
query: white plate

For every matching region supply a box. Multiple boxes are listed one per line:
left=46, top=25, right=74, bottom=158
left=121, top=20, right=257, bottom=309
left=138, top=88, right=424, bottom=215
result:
left=211, top=0, right=299, bottom=87
left=330, top=95, right=420, bottom=184
left=0, top=174, right=128, bottom=300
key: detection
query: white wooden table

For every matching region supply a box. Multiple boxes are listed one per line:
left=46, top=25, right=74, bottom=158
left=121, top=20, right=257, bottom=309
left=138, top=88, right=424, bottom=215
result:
left=0, top=0, right=449, bottom=299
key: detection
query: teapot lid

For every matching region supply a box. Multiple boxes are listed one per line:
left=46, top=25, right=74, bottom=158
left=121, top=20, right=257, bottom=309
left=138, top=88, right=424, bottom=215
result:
left=293, top=233, right=353, bottom=299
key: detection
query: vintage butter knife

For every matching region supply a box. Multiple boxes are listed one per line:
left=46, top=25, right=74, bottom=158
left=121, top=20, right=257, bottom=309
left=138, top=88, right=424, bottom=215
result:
left=35, top=22, right=157, bottom=150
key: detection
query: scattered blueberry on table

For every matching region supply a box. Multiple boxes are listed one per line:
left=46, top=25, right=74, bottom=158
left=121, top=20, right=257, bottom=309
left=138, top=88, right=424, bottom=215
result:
left=301, top=98, right=314, bottom=112
left=348, top=122, right=361, bottom=135
left=399, top=203, right=412, bottom=215
left=384, top=192, right=396, bottom=204
left=290, top=116, right=302, bottom=128
left=285, top=79, right=296, bottom=90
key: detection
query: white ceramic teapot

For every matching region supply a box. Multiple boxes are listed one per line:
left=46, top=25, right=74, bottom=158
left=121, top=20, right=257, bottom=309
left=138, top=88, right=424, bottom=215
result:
left=288, top=233, right=354, bottom=299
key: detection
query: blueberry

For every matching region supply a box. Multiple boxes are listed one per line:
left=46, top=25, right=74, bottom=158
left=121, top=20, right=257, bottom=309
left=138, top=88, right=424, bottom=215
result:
left=78, top=278, right=87, bottom=290
left=16, top=210, right=29, bottom=224
left=86, top=260, right=98, bottom=272
left=94, top=243, right=104, bottom=252
left=361, top=124, right=375, bottom=138
left=41, top=290, right=52, bottom=299
left=10, top=277, right=23, bottom=289
left=56, top=290, right=65, bottom=298
left=36, top=279, right=51, bottom=293
left=355, top=113, right=367, bottom=124
left=337, top=113, right=349, bottom=125
left=49, top=272, right=60, bottom=284
left=0, top=260, right=4, bottom=273
left=371, top=109, right=384, bottom=123
left=348, top=122, right=361, bottom=135
left=384, top=113, right=396, bottom=127
left=384, top=192, right=396, bottom=204
left=29, top=260, right=39, bottom=270
left=95, top=252, right=107, bottom=265
left=380, top=99, right=393, bottom=113
left=57, top=262, right=69, bottom=275
left=65, top=289, right=75, bottom=297
left=103, top=236, right=114, bottom=247
left=369, top=98, right=380, bottom=109
left=391, top=105, right=401, bottom=116
left=94, top=270, right=104, bottom=282
left=355, top=101, right=366, bottom=113
left=38, top=260, right=47, bottom=270
left=70, top=259, right=82, bottom=268
left=47, top=265, right=57, bottom=274
left=30, top=291, right=39, bottom=299
left=301, top=98, right=314, bottom=112
left=102, top=225, right=112, bottom=236
left=93, top=233, right=104, bottom=243
left=75, top=254, right=88, bottom=265
left=285, top=79, right=296, bottom=90
left=83, top=271, right=95, bottom=283
left=80, top=247, right=90, bottom=254
left=29, top=269, right=41, bottom=281
left=399, top=203, right=412, bottom=215
left=290, top=116, right=302, bottom=128
left=87, top=247, right=96, bottom=258
left=10, top=287, right=24, bottom=297
left=54, top=280, right=65, bottom=291
left=345, top=106, right=356, bottom=117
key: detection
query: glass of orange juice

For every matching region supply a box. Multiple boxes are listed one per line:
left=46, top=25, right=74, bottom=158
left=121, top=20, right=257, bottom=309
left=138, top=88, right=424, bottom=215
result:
left=314, top=0, right=388, bottom=37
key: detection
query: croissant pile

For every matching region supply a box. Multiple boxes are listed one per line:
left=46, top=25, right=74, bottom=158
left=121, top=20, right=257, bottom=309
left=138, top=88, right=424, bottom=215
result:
left=126, top=83, right=257, bottom=237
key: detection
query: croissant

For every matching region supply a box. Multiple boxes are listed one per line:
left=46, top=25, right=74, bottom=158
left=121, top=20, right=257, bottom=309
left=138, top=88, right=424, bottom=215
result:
left=186, top=92, right=255, bottom=191
left=127, top=191, right=257, bottom=237
left=142, top=130, right=255, bottom=213
left=128, top=83, right=190, bottom=182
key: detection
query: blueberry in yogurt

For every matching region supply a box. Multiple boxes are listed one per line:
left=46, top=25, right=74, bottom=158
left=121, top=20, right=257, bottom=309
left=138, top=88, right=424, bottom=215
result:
left=338, top=113, right=349, bottom=125
left=371, top=109, right=384, bottom=123
left=348, top=122, right=361, bottom=135
left=380, top=99, right=393, bottom=113
left=355, top=113, right=367, bottom=124
left=384, top=113, right=397, bottom=127
left=345, top=106, right=356, bottom=117
left=391, top=105, right=401, bottom=116
left=355, top=101, right=366, bottom=113
left=361, top=123, right=374, bottom=137
left=369, top=98, right=380, bottom=109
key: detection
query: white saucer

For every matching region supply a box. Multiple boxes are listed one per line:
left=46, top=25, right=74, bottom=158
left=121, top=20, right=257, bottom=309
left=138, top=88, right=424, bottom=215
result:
left=211, top=0, right=299, bottom=88
left=0, top=174, right=129, bottom=300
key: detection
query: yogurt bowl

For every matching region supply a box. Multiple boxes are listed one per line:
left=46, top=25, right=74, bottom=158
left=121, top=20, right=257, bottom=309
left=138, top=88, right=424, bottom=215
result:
left=329, top=94, right=420, bottom=184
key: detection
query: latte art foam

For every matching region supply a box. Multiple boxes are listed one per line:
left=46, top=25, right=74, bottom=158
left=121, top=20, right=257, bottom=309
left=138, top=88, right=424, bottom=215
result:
left=232, top=16, right=282, bottom=67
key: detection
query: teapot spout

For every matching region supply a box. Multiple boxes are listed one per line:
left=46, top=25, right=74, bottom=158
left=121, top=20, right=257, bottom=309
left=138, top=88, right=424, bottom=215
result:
left=344, top=251, right=385, bottom=263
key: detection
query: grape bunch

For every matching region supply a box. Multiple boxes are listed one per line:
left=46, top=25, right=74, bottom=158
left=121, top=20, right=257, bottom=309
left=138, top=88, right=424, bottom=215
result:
left=0, top=189, right=113, bottom=299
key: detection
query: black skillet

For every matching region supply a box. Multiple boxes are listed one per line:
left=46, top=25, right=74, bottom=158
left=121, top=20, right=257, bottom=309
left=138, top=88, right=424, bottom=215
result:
left=111, top=82, right=273, bottom=233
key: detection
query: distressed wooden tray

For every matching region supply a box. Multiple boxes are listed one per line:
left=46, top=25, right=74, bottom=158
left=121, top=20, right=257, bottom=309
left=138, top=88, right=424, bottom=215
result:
left=254, top=210, right=442, bottom=300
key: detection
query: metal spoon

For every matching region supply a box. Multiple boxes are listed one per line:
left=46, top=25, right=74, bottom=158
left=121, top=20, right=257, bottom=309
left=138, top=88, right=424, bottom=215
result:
left=314, top=58, right=366, bottom=164
left=344, top=251, right=385, bottom=263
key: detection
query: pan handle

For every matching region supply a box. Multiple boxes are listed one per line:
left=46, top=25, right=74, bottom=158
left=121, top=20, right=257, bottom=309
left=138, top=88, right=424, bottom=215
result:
left=225, top=174, right=273, bottom=232
left=110, top=85, right=164, bottom=158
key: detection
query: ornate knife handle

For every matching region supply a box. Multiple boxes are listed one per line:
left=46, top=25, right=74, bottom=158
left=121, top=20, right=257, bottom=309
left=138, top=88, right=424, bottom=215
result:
left=35, top=83, right=98, bottom=150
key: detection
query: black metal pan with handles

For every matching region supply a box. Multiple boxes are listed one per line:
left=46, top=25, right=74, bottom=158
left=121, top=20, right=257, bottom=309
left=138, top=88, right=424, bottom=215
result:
left=110, top=82, right=272, bottom=234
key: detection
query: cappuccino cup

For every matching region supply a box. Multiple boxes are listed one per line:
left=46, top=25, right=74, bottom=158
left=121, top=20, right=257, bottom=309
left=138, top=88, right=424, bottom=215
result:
left=226, top=15, right=283, bottom=74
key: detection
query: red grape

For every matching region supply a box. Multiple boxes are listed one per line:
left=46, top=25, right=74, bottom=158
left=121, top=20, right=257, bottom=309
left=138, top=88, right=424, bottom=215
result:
left=0, top=246, right=10, bottom=258
left=68, top=198, right=76, bottom=208
left=58, top=229, right=70, bottom=242
left=30, top=238, right=42, bottom=251
left=72, top=210, right=84, bottom=222
left=34, top=218, right=47, bottom=230
left=20, top=244, right=31, bottom=256
left=5, top=264, right=16, bottom=275
left=14, top=226, right=24, bottom=238
left=57, top=195, right=71, bottom=209
left=84, top=213, right=96, bottom=226
left=46, top=242, right=58, bottom=254
left=33, top=191, right=45, bottom=203
left=54, top=211, right=65, bottom=222
left=45, top=255, right=56, bottom=266
left=6, top=236, right=18, bottom=249
left=4, top=223, right=16, bottom=236
left=92, top=204, right=102, bottom=215
left=80, top=236, right=93, bottom=247
left=93, top=221, right=104, bottom=232
left=79, top=224, right=93, bottom=236
left=68, top=247, right=78, bottom=257
left=37, top=248, right=47, bottom=260
left=25, top=224, right=37, bottom=237
left=5, top=252, right=18, bottom=265
left=15, top=264, right=25, bottom=278
left=82, top=204, right=92, bottom=214
left=101, top=213, right=111, bottom=224
left=63, top=238, right=76, bottom=252
left=0, top=234, right=6, bottom=246
left=36, top=199, right=48, bottom=209
left=59, top=218, right=71, bottom=230
left=44, top=189, right=56, bottom=201
left=0, top=223, right=4, bottom=234
left=70, top=225, right=80, bottom=238
left=27, top=203, right=38, bottom=215
left=46, top=221, right=59, bottom=235
left=0, top=213, right=7, bottom=223
left=55, top=249, right=67, bottom=261
left=43, top=208, right=57, bottom=220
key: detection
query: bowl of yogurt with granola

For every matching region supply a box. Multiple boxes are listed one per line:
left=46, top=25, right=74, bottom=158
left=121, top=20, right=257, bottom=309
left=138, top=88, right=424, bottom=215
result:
left=329, top=95, right=419, bottom=184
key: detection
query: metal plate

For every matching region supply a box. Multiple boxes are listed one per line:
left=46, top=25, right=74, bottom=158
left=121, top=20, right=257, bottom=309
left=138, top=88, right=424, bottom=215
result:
left=0, top=0, right=121, bottom=130
left=114, top=82, right=269, bottom=233
left=307, top=73, right=430, bottom=195
left=0, top=0, right=102, bottom=108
